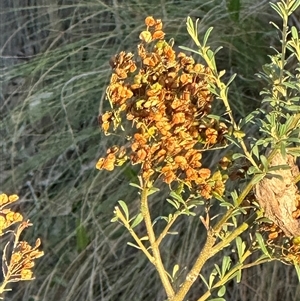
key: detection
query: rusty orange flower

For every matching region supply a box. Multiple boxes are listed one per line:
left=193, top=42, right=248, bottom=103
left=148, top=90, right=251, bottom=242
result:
left=145, top=16, right=156, bottom=27
left=96, top=16, right=228, bottom=199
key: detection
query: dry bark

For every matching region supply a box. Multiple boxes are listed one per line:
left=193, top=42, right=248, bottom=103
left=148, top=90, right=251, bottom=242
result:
left=255, top=152, right=300, bottom=238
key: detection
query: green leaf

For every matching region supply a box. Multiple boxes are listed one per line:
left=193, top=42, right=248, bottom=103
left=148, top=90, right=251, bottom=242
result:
left=118, top=200, right=129, bottom=221
left=172, top=264, right=180, bottom=280
left=207, top=49, right=217, bottom=70
left=214, top=264, right=222, bottom=278
left=227, top=72, right=237, bottom=86
left=232, top=153, right=246, bottom=160
left=200, top=274, right=210, bottom=289
left=236, top=269, right=242, bottom=283
left=147, top=186, right=160, bottom=196
left=129, top=182, right=142, bottom=190
left=221, top=256, right=232, bottom=278
left=76, top=219, right=89, bottom=253
left=219, top=202, right=235, bottom=208
left=127, top=242, right=141, bottom=249
left=219, top=69, right=226, bottom=79
left=209, top=270, right=217, bottom=288
left=217, top=285, right=226, bottom=297
left=270, top=2, right=284, bottom=18
left=260, top=155, right=269, bottom=172
left=203, top=27, right=214, bottom=47
left=131, top=213, right=143, bottom=228
left=255, top=232, right=271, bottom=258
left=170, top=191, right=186, bottom=206
left=166, top=198, right=180, bottom=209
left=179, top=45, right=201, bottom=55
left=251, top=173, right=265, bottom=185
left=291, top=26, right=299, bottom=40
left=294, top=264, right=300, bottom=282
left=236, top=236, right=246, bottom=262
left=111, top=216, right=119, bottom=223
left=214, top=46, right=223, bottom=55
left=209, top=298, right=226, bottom=301
left=289, top=0, right=300, bottom=14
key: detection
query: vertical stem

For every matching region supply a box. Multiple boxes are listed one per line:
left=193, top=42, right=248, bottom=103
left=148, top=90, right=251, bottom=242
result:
left=140, top=183, right=175, bottom=299
left=279, top=0, right=289, bottom=85
left=172, top=232, right=217, bottom=301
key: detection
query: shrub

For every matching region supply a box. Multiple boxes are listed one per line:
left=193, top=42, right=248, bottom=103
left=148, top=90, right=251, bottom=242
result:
left=96, top=1, right=300, bottom=300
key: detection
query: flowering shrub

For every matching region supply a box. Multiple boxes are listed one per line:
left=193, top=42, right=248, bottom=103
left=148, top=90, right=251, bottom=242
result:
left=96, top=1, right=300, bottom=300
left=97, top=16, right=227, bottom=199
left=0, top=193, right=44, bottom=299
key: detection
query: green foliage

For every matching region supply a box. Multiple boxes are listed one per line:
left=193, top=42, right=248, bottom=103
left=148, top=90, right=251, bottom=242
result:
left=2, top=1, right=300, bottom=301
left=75, top=219, right=89, bottom=253
left=100, top=1, right=300, bottom=301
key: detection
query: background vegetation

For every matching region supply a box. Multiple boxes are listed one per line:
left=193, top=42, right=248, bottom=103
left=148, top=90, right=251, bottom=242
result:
left=1, top=0, right=300, bottom=300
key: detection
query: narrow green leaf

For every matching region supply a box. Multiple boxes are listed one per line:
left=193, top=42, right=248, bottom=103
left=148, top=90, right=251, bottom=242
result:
left=209, top=270, right=217, bottom=288
left=118, top=200, right=129, bottom=221
left=251, top=173, right=265, bottom=185
left=203, top=27, right=214, bottom=46
left=172, top=264, right=180, bottom=279
left=255, top=233, right=271, bottom=258
left=219, top=202, right=234, bottom=208
left=294, top=264, right=300, bottom=282
left=221, top=256, right=231, bottom=278
left=147, top=186, right=160, bottom=196
left=280, top=143, right=287, bottom=158
left=179, top=45, right=201, bottom=55
left=291, top=26, right=299, bottom=40
left=232, top=153, right=246, bottom=160
left=289, top=0, right=300, bottom=14
left=217, top=285, right=226, bottom=297
left=219, top=69, right=226, bottom=79
left=236, top=269, right=242, bottom=283
left=170, top=191, right=185, bottom=204
left=131, top=213, right=143, bottom=228
left=200, top=274, right=210, bottom=289
left=269, top=21, right=280, bottom=31
left=76, top=219, right=89, bottom=253
left=166, top=198, right=180, bottom=209
left=207, top=49, right=217, bottom=70
left=260, top=155, right=269, bottom=172
left=214, top=46, right=223, bottom=55
left=214, top=264, right=222, bottom=278
left=111, top=216, right=119, bottom=223
left=129, top=182, right=142, bottom=189
left=227, top=73, right=237, bottom=87
left=127, top=242, right=141, bottom=249
left=270, top=2, right=284, bottom=18
left=236, top=236, right=246, bottom=262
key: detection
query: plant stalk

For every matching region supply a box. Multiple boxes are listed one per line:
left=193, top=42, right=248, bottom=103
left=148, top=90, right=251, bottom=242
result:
left=140, top=183, right=175, bottom=299
left=171, top=232, right=217, bottom=301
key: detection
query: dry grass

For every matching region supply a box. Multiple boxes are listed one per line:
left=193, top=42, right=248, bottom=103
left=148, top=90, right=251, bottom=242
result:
left=1, top=0, right=300, bottom=300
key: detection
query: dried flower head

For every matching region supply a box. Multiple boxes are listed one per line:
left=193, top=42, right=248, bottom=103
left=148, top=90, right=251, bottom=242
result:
left=0, top=194, right=44, bottom=298
left=96, top=16, right=228, bottom=199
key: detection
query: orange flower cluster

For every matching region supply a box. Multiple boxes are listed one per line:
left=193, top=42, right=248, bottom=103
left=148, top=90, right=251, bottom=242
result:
left=0, top=194, right=22, bottom=235
left=97, top=16, right=228, bottom=198
left=0, top=193, right=44, bottom=294
left=259, top=221, right=300, bottom=265
left=3, top=234, right=44, bottom=281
